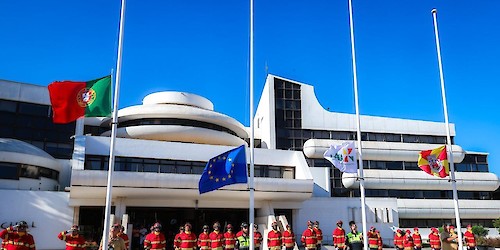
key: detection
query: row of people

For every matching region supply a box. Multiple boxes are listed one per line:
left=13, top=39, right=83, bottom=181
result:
left=394, top=224, right=476, bottom=250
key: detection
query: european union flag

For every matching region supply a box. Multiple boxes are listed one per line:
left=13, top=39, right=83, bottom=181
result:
left=199, top=145, right=248, bottom=194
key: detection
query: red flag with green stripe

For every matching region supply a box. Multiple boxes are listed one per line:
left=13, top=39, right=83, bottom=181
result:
left=48, top=75, right=112, bottom=123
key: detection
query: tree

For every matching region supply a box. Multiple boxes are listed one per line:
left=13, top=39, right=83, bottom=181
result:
left=493, top=218, right=500, bottom=233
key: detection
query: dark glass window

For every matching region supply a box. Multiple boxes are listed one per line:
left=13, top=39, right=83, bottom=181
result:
left=20, top=164, right=39, bottom=179
left=0, top=162, right=19, bottom=180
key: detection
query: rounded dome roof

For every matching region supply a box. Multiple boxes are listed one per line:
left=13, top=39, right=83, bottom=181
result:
left=142, top=92, right=214, bottom=110
left=0, top=138, right=55, bottom=159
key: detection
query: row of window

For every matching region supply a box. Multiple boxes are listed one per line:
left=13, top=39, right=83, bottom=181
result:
left=0, top=162, right=60, bottom=181
left=399, top=219, right=494, bottom=228
left=84, top=155, right=295, bottom=179
left=363, top=189, right=492, bottom=200
left=0, top=100, right=76, bottom=159
left=117, top=118, right=238, bottom=137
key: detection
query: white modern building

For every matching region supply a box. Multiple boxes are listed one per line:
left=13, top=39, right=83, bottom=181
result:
left=0, top=75, right=499, bottom=250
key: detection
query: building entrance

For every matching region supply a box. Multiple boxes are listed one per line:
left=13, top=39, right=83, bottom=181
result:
left=79, top=206, right=251, bottom=250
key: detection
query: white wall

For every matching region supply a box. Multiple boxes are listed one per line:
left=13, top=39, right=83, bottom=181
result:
left=0, top=190, right=72, bottom=250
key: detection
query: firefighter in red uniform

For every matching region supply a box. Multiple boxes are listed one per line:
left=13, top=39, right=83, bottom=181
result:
left=464, top=224, right=476, bottom=250
left=332, top=220, right=346, bottom=250
left=0, top=221, right=36, bottom=250
left=144, top=222, right=166, bottom=250
left=403, top=230, right=414, bottom=250
left=412, top=227, right=422, bottom=250
left=368, top=227, right=379, bottom=250
left=394, top=229, right=404, bottom=250
left=209, top=222, right=224, bottom=250
left=224, top=224, right=236, bottom=250
left=57, top=225, right=87, bottom=250
left=301, top=221, right=317, bottom=250
left=198, top=225, right=211, bottom=250
left=429, top=228, right=441, bottom=250
left=313, top=221, right=322, bottom=250
left=282, top=225, right=295, bottom=250
left=118, top=225, right=130, bottom=250
left=376, top=230, right=383, bottom=250
left=178, top=223, right=197, bottom=250
left=267, top=222, right=282, bottom=250
left=174, top=226, right=185, bottom=250
left=253, top=225, right=263, bottom=250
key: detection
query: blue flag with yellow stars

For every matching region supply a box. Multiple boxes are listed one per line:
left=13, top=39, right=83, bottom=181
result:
left=199, top=145, right=248, bottom=194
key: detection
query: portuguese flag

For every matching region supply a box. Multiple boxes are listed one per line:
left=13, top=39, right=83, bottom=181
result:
left=418, top=145, right=450, bottom=178
left=48, top=75, right=112, bottom=124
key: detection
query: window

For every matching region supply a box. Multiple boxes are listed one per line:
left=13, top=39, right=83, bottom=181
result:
left=20, top=164, right=39, bottom=179
left=0, top=162, right=19, bottom=180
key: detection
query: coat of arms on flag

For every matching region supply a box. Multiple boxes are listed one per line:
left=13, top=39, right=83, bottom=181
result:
left=418, top=145, right=449, bottom=178
left=323, top=141, right=358, bottom=173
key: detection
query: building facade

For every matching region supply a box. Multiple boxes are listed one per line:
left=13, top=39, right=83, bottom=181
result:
left=0, top=75, right=499, bottom=250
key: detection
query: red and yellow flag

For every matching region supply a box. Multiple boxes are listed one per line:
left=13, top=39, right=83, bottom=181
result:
left=418, top=145, right=449, bottom=178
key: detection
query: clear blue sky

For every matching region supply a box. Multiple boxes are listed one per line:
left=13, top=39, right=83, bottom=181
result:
left=1, top=1, right=499, bottom=176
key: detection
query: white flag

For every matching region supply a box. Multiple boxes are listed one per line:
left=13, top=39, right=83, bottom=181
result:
left=323, top=141, right=358, bottom=173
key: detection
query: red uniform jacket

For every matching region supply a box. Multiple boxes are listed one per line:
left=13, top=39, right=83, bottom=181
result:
left=332, top=227, right=346, bottom=248
left=209, top=231, right=224, bottom=250
left=144, top=232, right=166, bottom=250
left=223, top=232, right=236, bottom=250
left=174, top=233, right=182, bottom=249
left=282, top=230, right=295, bottom=248
left=403, top=236, right=414, bottom=250
left=178, top=232, right=197, bottom=250
left=300, top=229, right=317, bottom=249
left=254, top=231, right=263, bottom=248
left=464, top=231, right=476, bottom=247
left=119, top=233, right=130, bottom=249
left=394, top=234, right=404, bottom=248
left=429, top=233, right=441, bottom=249
left=412, top=233, right=422, bottom=247
left=313, top=228, right=323, bottom=244
left=57, top=231, right=86, bottom=250
left=368, top=232, right=378, bottom=249
left=267, top=230, right=282, bottom=250
left=198, top=232, right=210, bottom=250
left=0, top=227, right=36, bottom=250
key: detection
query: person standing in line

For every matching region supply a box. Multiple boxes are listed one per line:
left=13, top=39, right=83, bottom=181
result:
left=174, top=226, right=185, bottom=250
left=282, top=225, right=296, bottom=250
left=403, top=230, right=414, bottom=250
left=132, top=225, right=141, bottom=250
left=235, top=223, right=250, bottom=250
left=332, top=221, right=346, bottom=250
left=463, top=224, right=476, bottom=250
left=178, top=223, right=197, bottom=250
left=368, top=227, right=379, bottom=250
left=267, top=222, right=282, bottom=250
left=448, top=226, right=458, bottom=250
left=412, top=227, right=422, bottom=250
left=376, top=230, right=383, bottom=250
left=57, top=224, right=87, bottom=250
left=394, top=229, right=404, bottom=250
left=0, top=221, right=36, bottom=250
left=198, top=225, right=211, bottom=250
left=118, top=225, right=130, bottom=250
left=209, top=222, right=224, bottom=250
left=440, top=224, right=457, bottom=250
left=223, top=224, right=236, bottom=250
left=346, top=221, right=362, bottom=250
left=253, top=225, right=263, bottom=250
left=313, top=221, right=323, bottom=250
left=429, top=228, right=441, bottom=250
left=139, top=225, right=148, bottom=248
left=301, top=221, right=317, bottom=250
left=143, top=222, right=166, bottom=250
left=100, top=224, right=126, bottom=250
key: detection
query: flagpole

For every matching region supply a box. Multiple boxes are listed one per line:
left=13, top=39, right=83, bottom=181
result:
left=431, top=9, right=463, bottom=250
left=102, top=0, right=126, bottom=248
left=248, top=0, right=255, bottom=249
left=348, top=0, right=368, bottom=249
